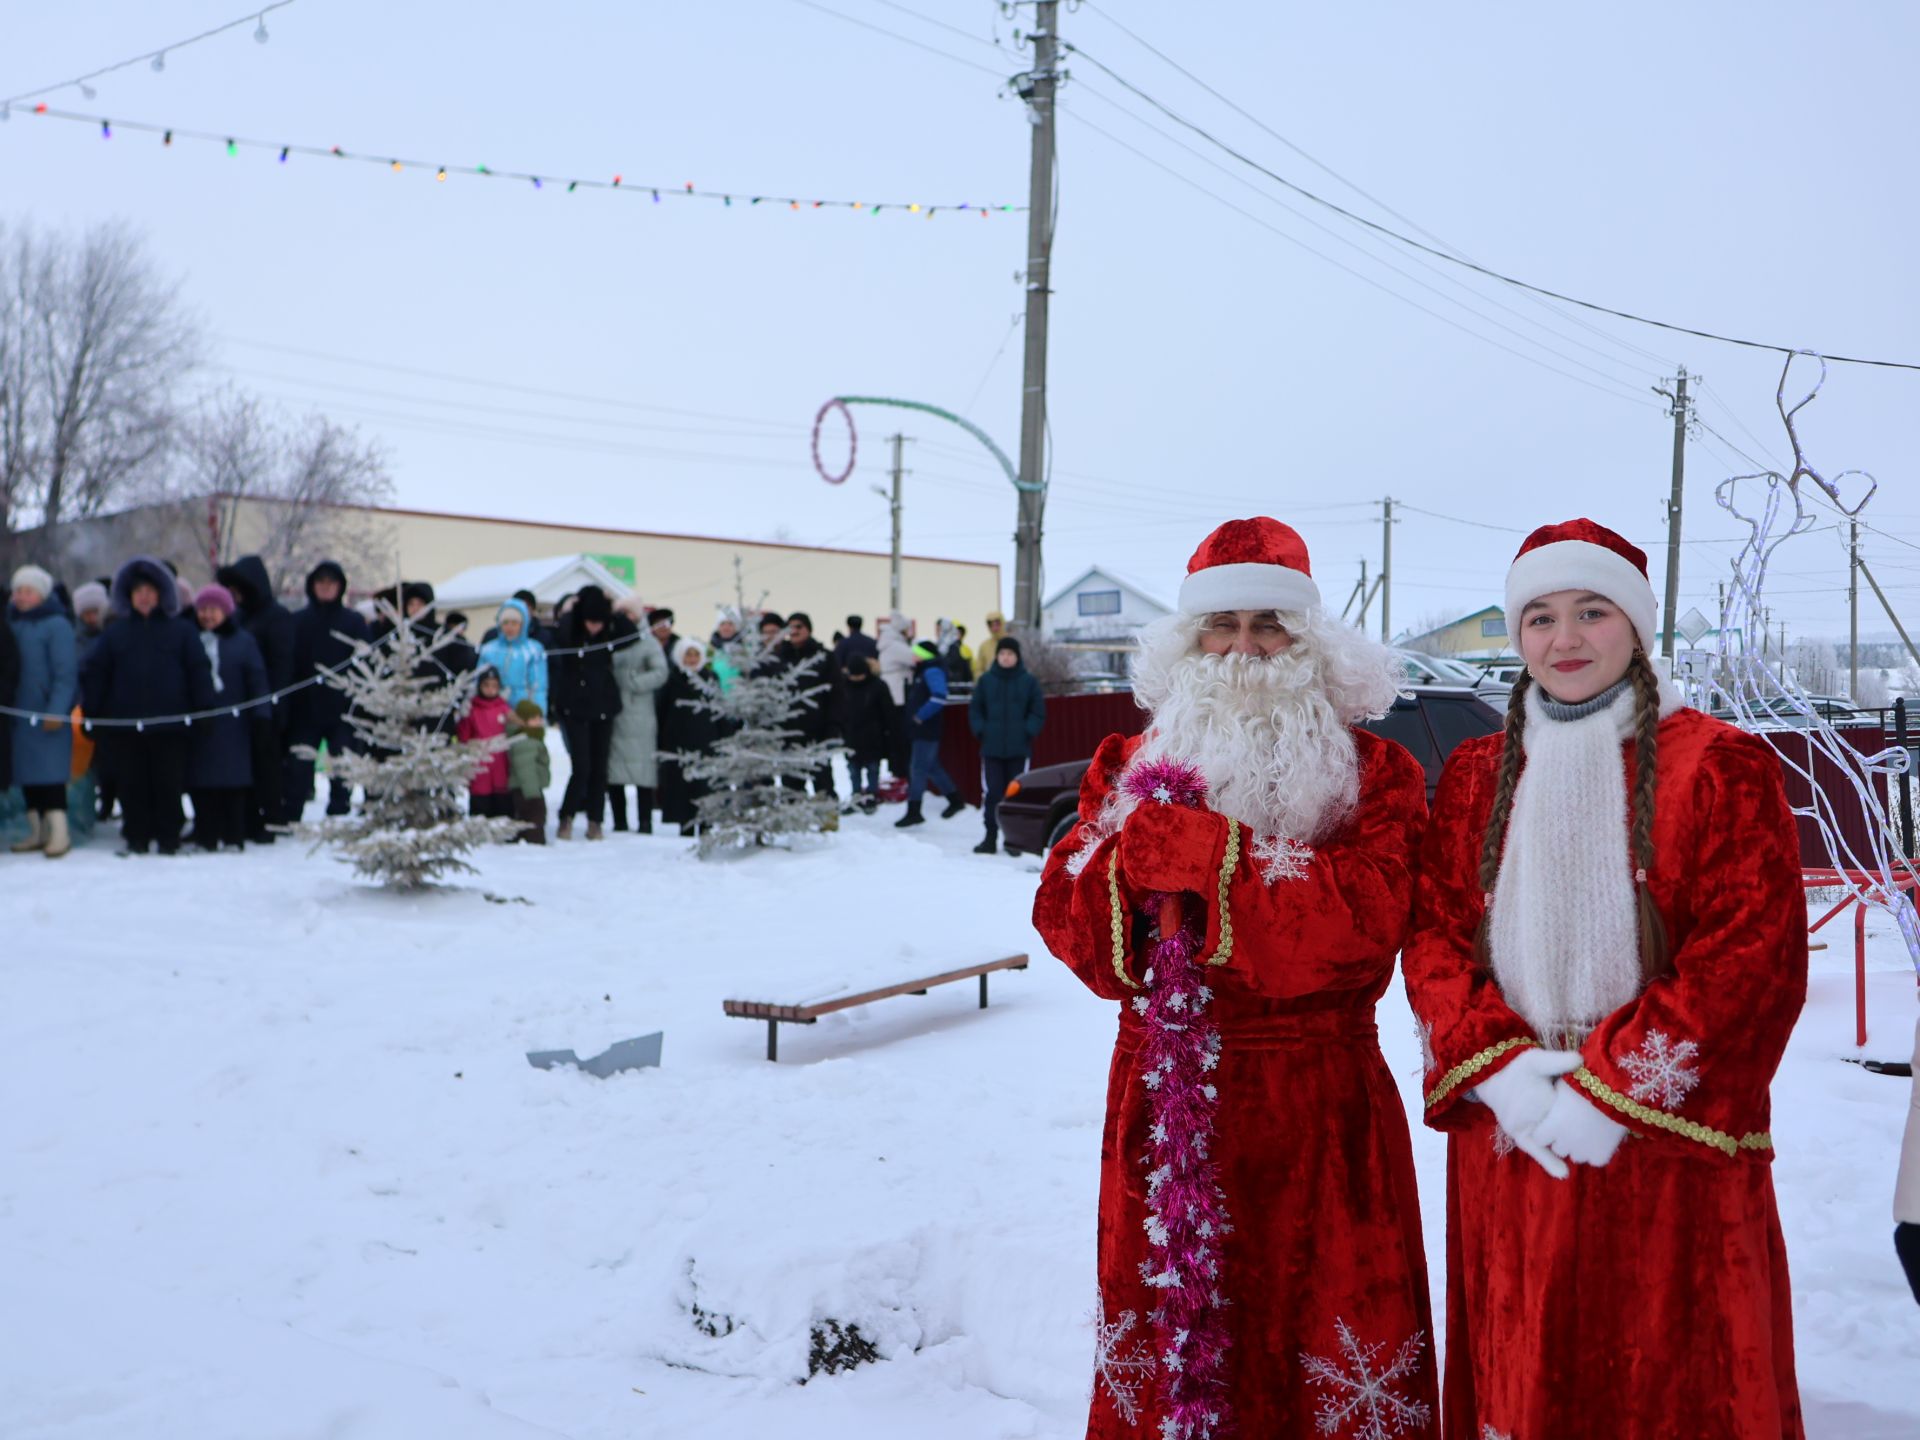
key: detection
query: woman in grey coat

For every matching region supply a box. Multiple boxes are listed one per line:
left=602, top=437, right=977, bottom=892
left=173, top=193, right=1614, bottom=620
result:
left=8, top=564, right=78, bottom=858
left=606, top=604, right=670, bottom=834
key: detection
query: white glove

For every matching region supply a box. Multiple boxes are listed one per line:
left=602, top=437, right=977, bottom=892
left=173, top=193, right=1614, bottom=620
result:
left=1471, top=1048, right=1583, bottom=1179
left=1532, top=1080, right=1629, bottom=1167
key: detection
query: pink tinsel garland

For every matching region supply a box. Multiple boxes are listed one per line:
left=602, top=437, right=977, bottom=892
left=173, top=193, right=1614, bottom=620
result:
left=1119, top=759, right=1234, bottom=1438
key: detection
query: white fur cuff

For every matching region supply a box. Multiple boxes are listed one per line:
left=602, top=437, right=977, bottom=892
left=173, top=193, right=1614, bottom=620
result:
left=1506, top=539, right=1658, bottom=654
left=1178, top=563, right=1321, bottom=617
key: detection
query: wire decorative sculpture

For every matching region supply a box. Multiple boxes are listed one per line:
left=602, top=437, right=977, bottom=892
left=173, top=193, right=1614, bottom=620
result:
left=1711, top=352, right=1920, bottom=977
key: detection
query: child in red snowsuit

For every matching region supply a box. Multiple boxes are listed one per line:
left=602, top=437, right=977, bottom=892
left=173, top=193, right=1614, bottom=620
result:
left=456, top=668, right=514, bottom=820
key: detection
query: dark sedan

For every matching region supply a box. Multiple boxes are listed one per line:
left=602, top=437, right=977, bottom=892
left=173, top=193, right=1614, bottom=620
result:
left=998, top=685, right=1503, bottom=857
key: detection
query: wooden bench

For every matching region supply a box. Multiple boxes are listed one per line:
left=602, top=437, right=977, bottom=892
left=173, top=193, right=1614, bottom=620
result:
left=722, top=954, right=1029, bottom=1061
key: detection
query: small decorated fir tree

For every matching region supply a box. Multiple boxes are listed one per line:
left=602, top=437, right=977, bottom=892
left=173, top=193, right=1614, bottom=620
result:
left=295, top=602, right=521, bottom=887
left=676, top=565, right=842, bottom=857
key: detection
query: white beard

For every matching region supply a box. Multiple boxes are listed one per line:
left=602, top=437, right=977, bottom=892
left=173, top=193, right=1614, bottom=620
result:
left=1128, top=649, right=1362, bottom=843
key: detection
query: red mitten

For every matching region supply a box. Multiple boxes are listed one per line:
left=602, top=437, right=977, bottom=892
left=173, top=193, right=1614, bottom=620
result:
left=1118, top=803, right=1229, bottom=896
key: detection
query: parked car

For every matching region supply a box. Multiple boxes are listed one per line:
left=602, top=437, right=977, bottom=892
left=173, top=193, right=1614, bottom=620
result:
left=1395, top=649, right=1512, bottom=711
left=998, top=684, right=1504, bottom=856
left=1709, top=694, right=1872, bottom=729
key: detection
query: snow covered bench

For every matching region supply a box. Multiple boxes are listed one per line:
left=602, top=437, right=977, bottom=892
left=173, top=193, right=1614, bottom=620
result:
left=722, top=954, right=1029, bottom=1061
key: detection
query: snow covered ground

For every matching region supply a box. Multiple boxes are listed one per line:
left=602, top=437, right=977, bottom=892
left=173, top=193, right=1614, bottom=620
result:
left=5, top=799, right=1918, bottom=1438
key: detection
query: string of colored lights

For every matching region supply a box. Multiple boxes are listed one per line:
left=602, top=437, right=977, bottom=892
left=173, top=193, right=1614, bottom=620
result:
left=1, top=103, right=1025, bottom=217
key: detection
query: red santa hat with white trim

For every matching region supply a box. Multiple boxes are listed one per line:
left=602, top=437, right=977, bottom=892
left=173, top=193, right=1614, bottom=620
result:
left=1177, top=517, right=1322, bottom=616
left=1504, top=518, right=1659, bottom=653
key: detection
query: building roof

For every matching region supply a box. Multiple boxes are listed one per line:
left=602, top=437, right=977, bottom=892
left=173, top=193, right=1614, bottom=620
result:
left=433, top=554, right=633, bottom=610
left=1043, top=564, right=1172, bottom=615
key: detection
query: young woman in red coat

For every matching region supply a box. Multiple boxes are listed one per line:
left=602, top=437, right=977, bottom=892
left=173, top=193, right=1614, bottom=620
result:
left=1403, top=518, right=1807, bottom=1439
left=1035, top=519, right=1436, bottom=1440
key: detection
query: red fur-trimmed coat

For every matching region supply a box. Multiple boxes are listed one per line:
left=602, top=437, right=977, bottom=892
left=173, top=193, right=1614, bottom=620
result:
left=1034, top=729, right=1436, bottom=1439
left=1402, top=707, right=1807, bottom=1440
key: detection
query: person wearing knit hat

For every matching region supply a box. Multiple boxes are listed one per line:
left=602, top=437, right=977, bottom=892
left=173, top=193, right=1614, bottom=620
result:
left=185, top=582, right=269, bottom=851
left=504, top=696, right=551, bottom=845
left=1031, top=516, right=1432, bottom=1438
left=894, top=635, right=965, bottom=827
left=8, top=562, right=78, bottom=857
left=548, top=583, right=621, bottom=839
left=965, top=631, right=1043, bottom=853
left=1403, top=516, right=1807, bottom=1437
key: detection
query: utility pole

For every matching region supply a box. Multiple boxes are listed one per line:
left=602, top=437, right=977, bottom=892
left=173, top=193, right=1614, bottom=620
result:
left=1345, top=558, right=1368, bottom=624
left=1657, top=368, right=1692, bottom=659
left=1380, top=497, right=1395, bottom=643
left=1849, top=518, right=1861, bottom=698
left=1010, top=0, right=1058, bottom=632
left=872, top=433, right=908, bottom=612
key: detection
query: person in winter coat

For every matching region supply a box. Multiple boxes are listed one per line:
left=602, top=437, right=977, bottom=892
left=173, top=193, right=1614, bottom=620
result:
left=476, top=598, right=549, bottom=713
left=481, top=589, right=552, bottom=648
left=215, top=555, right=297, bottom=841
left=876, top=611, right=917, bottom=778
left=185, top=584, right=270, bottom=851
left=966, top=635, right=1046, bottom=853
left=895, top=639, right=965, bottom=828
left=505, top=698, right=551, bottom=843
left=549, top=585, right=622, bottom=839
left=1403, top=519, right=1806, bottom=1439
left=81, top=556, right=213, bottom=855
left=607, top=599, right=670, bottom=833
left=657, top=637, right=722, bottom=836
left=288, top=559, right=371, bottom=819
left=768, top=612, right=837, bottom=802
left=71, top=581, right=110, bottom=660
left=8, top=564, right=79, bottom=858
left=971, top=610, right=1007, bottom=678
left=1899, top=1016, right=1920, bottom=1304
left=936, top=618, right=972, bottom=686
left=456, top=668, right=515, bottom=820
left=836, top=654, right=894, bottom=814
left=387, top=582, right=477, bottom=732
left=833, top=614, right=880, bottom=679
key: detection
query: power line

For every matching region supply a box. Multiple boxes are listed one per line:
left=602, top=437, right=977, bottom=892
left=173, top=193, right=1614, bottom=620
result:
left=1061, top=42, right=1920, bottom=373
left=1, top=2, right=295, bottom=108
left=784, top=0, right=1010, bottom=78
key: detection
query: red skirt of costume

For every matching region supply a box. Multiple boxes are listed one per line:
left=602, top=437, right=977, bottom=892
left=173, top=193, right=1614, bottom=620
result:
left=1403, top=709, right=1806, bottom=1440
left=1036, top=729, right=1438, bottom=1439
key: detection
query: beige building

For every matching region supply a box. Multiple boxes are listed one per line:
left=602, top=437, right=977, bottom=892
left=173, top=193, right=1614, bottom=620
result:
left=25, top=495, right=1003, bottom=638
left=1398, top=604, right=1512, bottom=660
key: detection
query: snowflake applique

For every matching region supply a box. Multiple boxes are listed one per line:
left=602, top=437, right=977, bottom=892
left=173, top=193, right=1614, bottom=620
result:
left=1250, top=832, right=1314, bottom=884
left=1092, top=1294, right=1157, bottom=1426
left=1481, top=1427, right=1512, bottom=1440
left=1064, top=825, right=1103, bottom=878
left=1618, top=1029, right=1701, bottom=1109
left=1490, top=1123, right=1518, bottom=1159
left=1300, top=1319, right=1432, bottom=1439
left=1411, top=1018, right=1435, bottom=1080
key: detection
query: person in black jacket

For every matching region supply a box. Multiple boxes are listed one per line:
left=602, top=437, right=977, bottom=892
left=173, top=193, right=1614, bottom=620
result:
left=895, top=639, right=965, bottom=828
left=657, top=636, right=723, bottom=836
left=549, top=585, right=622, bottom=839
left=767, top=612, right=837, bottom=802
left=966, top=635, right=1046, bottom=853
left=186, top=583, right=271, bottom=850
left=833, top=613, right=880, bottom=680
left=215, top=554, right=297, bottom=841
left=287, top=559, right=371, bottom=818
left=835, top=654, right=894, bottom=814
left=80, top=555, right=212, bottom=854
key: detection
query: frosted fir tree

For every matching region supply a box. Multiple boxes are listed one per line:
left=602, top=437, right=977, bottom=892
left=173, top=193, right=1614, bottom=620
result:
left=294, top=602, right=521, bottom=887
left=675, top=563, right=842, bottom=858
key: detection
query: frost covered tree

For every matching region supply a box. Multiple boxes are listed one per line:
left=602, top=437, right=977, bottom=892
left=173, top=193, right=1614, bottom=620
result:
left=295, top=602, right=519, bottom=887
left=675, top=566, right=841, bottom=857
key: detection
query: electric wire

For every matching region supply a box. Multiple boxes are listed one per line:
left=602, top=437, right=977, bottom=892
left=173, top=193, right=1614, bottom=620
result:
left=1, top=2, right=296, bottom=108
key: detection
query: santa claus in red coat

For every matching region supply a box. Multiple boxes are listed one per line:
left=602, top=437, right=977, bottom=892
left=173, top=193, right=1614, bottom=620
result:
left=1034, top=518, right=1437, bottom=1440
left=1402, top=519, right=1807, bottom=1439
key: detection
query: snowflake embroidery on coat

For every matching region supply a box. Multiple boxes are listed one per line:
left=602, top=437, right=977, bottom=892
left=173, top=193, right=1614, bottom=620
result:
left=1250, top=831, right=1314, bottom=884
left=1618, top=1029, right=1701, bottom=1109
left=1480, top=1426, right=1512, bottom=1440
left=1490, top=1123, right=1518, bottom=1159
left=1300, top=1320, right=1432, bottom=1439
left=1092, top=1293, right=1157, bottom=1426
left=1411, top=1018, right=1436, bottom=1081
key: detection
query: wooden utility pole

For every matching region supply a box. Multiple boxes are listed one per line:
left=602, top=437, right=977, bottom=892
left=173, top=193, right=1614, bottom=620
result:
left=873, top=434, right=908, bottom=612
left=1011, top=0, right=1058, bottom=632
left=1658, top=368, right=1691, bottom=659
left=1380, top=497, right=1395, bottom=643
left=1849, top=518, right=1860, bottom=697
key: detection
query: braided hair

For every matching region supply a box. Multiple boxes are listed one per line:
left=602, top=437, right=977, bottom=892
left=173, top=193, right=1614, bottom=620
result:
left=1473, top=651, right=1670, bottom=983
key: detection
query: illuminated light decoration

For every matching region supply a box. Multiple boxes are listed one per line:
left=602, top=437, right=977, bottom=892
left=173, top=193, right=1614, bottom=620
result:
left=811, top=398, right=857, bottom=485
left=100, top=120, right=111, bottom=138
left=724, top=195, right=731, bottom=206
left=162, top=129, right=171, bottom=144
left=531, top=176, right=541, bottom=189
left=815, top=394, right=1028, bottom=492
left=1714, top=353, right=1920, bottom=989
left=331, top=145, right=342, bottom=156
left=684, top=181, right=693, bottom=192
left=278, top=145, right=288, bottom=163
left=436, top=167, right=447, bottom=182
left=612, top=174, right=621, bottom=187
left=651, top=189, right=660, bottom=202
left=909, top=203, right=920, bottom=212
left=476, top=163, right=490, bottom=174
left=567, top=180, right=576, bottom=192
left=225, top=138, right=236, bottom=156
left=33, top=103, right=47, bottom=113
left=390, top=159, right=401, bottom=172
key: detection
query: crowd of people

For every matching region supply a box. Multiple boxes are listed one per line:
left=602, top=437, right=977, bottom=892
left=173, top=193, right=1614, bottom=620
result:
left=1, top=552, right=1043, bottom=856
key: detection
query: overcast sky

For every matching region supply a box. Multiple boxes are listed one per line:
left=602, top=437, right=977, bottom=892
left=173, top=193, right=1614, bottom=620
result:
left=7, top=2, right=1918, bottom=643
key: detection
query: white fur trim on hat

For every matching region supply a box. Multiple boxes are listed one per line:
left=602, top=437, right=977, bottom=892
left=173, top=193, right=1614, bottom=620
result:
left=1505, top=539, right=1658, bottom=654
left=1178, top=562, right=1321, bottom=617
left=10, top=564, right=54, bottom=600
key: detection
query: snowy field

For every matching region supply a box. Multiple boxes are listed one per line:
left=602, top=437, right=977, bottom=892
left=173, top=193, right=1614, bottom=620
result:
left=5, top=798, right=1919, bottom=1439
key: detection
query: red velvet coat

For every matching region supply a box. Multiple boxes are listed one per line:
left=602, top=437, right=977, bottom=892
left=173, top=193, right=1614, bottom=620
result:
left=1402, top=708, right=1807, bottom=1440
left=1035, top=729, right=1437, bottom=1439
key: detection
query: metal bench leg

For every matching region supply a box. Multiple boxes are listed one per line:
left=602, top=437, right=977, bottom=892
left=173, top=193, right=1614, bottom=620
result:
left=980, top=973, right=989, bottom=1009
left=768, top=1019, right=779, bottom=1062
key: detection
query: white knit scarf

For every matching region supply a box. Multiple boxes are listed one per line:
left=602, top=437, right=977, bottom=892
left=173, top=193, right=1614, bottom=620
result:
left=1488, top=676, right=1680, bottom=1042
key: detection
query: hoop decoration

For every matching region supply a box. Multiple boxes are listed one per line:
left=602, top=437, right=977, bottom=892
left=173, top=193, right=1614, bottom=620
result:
left=812, top=397, right=856, bottom=485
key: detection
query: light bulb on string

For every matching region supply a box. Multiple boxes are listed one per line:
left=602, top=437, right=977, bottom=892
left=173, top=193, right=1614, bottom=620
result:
left=151, top=52, right=166, bottom=73
left=279, top=146, right=289, bottom=163
left=436, top=167, right=446, bottom=182
left=80, top=82, right=96, bottom=100
left=226, top=138, right=236, bottom=156
left=254, top=13, right=270, bottom=43
left=163, top=129, right=172, bottom=144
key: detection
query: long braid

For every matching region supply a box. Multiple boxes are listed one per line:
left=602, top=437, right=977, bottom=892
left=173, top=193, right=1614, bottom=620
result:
left=1472, top=669, right=1532, bottom=971
left=1627, top=650, right=1671, bottom=981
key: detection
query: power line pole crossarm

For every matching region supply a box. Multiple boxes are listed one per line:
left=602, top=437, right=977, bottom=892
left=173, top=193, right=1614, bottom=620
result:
left=1011, top=0, right=1058, bottom=633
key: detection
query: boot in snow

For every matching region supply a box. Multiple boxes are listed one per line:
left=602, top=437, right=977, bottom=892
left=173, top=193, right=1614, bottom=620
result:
left=940, top=794, right=967, bottom=820
left=556, top=814, right=574, bottom=840
left=43, top=811, right=72, bottom=858
left=894, top=804, right=926, bottom=829
left=586, top=820, right=605, bottom=841
left=972, top=833, right=998, bottom=855
left=10, top=811, right=44, bottom=853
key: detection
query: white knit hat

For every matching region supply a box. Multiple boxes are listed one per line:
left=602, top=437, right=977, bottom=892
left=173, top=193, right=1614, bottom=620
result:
left=10, top=564, right=54, bottom=600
